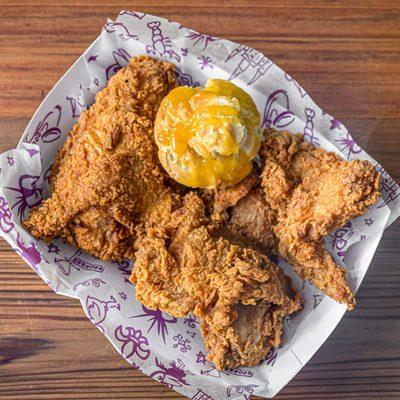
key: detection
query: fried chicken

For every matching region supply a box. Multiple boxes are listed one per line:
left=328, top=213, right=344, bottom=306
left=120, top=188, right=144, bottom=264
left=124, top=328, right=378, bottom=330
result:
left=201, top=171, right=260, bottom=215
left=200, top=171, right=263, bottom=239
left=218, top=129, right=380, bottom=309
left=131, top=192, right=302, bottom=369
left=24, top=56, right=177, bottom=260
left=23, top=53, right=379, bottom=371
left=223, top=188, right=275, bottom=253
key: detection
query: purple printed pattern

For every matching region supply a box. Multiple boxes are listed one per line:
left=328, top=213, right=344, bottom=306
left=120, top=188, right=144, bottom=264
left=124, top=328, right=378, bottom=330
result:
left=175, top=67, right=200, bottom=87
left=328, top=222, right=354, bottom=260
left=200, top=365, right=222, bottom=378
left=191, top=389, right=214, bottom=400
left=112, top=259, right=132, bottom=283
left=184, top=30, right=218, bottom=50
left=364, top=218, right=374, bottom=226
left=183, top=314, right=199, bottom=328
left=198, top=56, right=213, bottom=70
left=330, top=117, right=342, bottom=130
left=6, top=174, right=42, bottom=221
left=146, top=21, right=181, bottom=62
left=186, top=329, right=196, bottom=339
left=105, top=48, right=131, bottom=80
left=24, top=105, right=62, bottom=144
left=225, top=367, right=254, bottom=378
left=196, top=351, right=206, bottom=365
left=119, top=10, right=147, bottom=20
left=0, top=196, right=14, bottom=233
left=285, top=73, right=308, bottom=98
left=375, top=163, right=400, bottom=208
left=88, top=54, right=98, bottom=62
left=86, top=295, right=121, bottom=333
left=22, top=146, right=39, bottom=158
left=227, top=384, right=258, bottom=400
left=200, top=365, right=254, bottom=379
left=313, top=294, right=323, bottom=309
left=303, top=107, right=319, bottom=146
left=150, top=358, right=191, bottom=389
left=132, top=305, right=177, bottom=343
left=262, top=89, right=295, bottom=129
left=43, top=165, right=52, bottom=185
left=265, top=348, right=278, bottom=366
left=73, top=278, right=106, bottom=291
left=115, top=324, right=150, bottom=360
left=7, top=155, right=15, bottom=167
left=47, top=242, right=60, bottom=254
left=104, top=20, right=138, bottom=41
left=173, top=333, right=191, bottom=353
left=66, top=96, right=88, bottom=118
left=55, top=249, right=104, bottom=276
left=335, top=132, right=362, bottom=159
left=225, top=45, right=272, bottom=86
left=14, top=233, right=42, bottom=272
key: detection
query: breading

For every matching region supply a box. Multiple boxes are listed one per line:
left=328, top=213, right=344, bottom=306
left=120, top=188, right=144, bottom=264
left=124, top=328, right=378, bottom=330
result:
left=24, top=56, right=177, bottom=260
left=218, top=129, right=380, bottom=309
left=131, top=192, right=302, bottom=369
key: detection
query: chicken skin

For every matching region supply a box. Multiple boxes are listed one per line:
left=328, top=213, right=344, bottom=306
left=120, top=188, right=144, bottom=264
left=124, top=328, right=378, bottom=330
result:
left=131, top=192, right=302, bottom=369
left=216, top=129, right=380, bottom=309
left=24, top=56, right=177, bottom=260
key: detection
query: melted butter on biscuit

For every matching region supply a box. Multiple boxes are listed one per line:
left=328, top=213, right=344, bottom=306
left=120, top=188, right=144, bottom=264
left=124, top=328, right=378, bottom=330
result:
left=155, top=79, right=261, bottom=188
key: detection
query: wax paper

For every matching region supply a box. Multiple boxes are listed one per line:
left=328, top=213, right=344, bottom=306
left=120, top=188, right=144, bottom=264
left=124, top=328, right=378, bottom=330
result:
left=0, top=11, right=399, bottom=400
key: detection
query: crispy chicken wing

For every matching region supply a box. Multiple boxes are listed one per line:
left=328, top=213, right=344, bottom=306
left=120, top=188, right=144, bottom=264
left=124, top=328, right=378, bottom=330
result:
left=220, top=129, right=380, bottom=309
left=131, top=192, right=302, bottom=369
left=261, top=130, right=380, bottom=309
left=24, top=56, right=177, bottom=260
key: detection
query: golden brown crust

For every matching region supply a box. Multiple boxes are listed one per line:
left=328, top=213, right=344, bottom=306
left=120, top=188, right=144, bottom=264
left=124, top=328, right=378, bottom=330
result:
left=131, top=192, right=302, bottom=370
left=202, top=171, right=260, bottom=214
left=24, top=56, right=177, bottom=260
left=260, top=130, right=380, bottom=309
left=210, top=129, right=380, bottom=310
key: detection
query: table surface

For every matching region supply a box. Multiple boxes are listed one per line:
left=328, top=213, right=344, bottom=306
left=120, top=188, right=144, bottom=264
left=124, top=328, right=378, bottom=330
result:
left=0, top=1, right=399, bottom=399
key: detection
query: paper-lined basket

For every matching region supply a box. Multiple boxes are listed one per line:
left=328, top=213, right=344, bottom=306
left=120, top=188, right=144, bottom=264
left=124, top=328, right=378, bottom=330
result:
left=0, top=10, right=399, bottom=399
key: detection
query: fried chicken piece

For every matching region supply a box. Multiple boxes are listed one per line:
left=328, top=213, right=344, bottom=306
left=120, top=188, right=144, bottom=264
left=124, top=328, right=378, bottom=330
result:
left=220, top=188, right=275, bottom=253
left=200, top=171, right=260, bottom=233
left=212, top=130, right=379, bottom=309
left=131, top=192, right=302, bottom=369
left=261, top=129, right=380, bottom=309
left=217, top=129, right=380, bottom=310
left=24, top=56, right=177, bottom=260
left=202, top=171, right=260, bottom=214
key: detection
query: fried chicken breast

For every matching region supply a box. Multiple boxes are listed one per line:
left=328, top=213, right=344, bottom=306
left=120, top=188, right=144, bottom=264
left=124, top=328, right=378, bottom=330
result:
left=24, top=56, right=177, bottom=260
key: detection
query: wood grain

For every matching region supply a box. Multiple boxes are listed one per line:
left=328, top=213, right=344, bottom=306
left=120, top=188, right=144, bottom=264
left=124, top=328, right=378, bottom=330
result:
left=0, top=1, right=399, bottom=399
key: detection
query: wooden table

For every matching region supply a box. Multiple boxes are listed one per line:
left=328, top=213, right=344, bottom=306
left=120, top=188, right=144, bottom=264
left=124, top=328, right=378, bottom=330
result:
left=0, top=1, right=399, bottom=399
